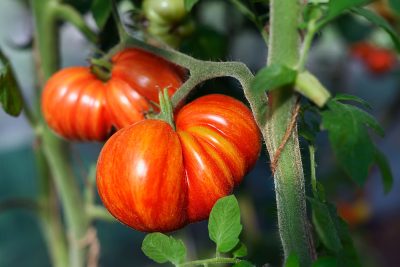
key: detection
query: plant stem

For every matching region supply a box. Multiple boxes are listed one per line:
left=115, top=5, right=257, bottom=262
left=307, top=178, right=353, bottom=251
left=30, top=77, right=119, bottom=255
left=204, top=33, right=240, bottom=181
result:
left=109, top=38, right=268, bottom=127
left=111, top=0, right=129, bottom=43
left=34, top=147, right=69, bottom=267
left=86, top=205, right=116, bottom=222
left=32, top=0, right=89, bottom=266
left=51, top=3, right=97, bottom=43
left=265, top=0, right=316, bottom=266
left=309, top=145, right=317, bottom=198
left=178, top=257, right=240, bottom=266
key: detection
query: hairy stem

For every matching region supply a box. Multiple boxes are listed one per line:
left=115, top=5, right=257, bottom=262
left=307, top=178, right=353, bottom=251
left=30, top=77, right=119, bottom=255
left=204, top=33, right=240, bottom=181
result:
left=265, top=0, right=316, bottom=266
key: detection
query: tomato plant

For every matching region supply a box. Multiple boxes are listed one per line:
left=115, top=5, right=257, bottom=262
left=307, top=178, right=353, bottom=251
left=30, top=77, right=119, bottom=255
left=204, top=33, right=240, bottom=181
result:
left=1, top=0, right=398, bottom=266
left=41, top=48, right=183, bottom=141
left=96, top=94, right=261, bottom=232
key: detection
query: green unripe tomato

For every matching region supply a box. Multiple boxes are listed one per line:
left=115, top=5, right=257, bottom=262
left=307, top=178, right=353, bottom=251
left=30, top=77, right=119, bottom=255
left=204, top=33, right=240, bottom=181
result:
left=143, top=0, right=187, bottom=25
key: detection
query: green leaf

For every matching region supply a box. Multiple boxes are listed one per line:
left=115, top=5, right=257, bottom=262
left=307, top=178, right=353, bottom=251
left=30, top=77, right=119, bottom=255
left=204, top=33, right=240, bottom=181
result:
left=321, top=100, right=384, bottom=185
left=0, top=53, right=23, bottom=117
left=251, top=64, right=297, bottom=94
left=232, top=242, right=248, bottom=258
left=208, top=195, right=242, bottom=253
left=333, top=93, right=372, bottom=109
left=91, top=0, right=112, bottom=30
left=309, top=198, right=342, bottom=253
left=312, top=257, right=338, bottom=267
left=141, top=233, right=186, bottom=265
left=326, top=203, right=362, bottom=267
left=318, top=0, right=370, bottom=27
left=351, top=7, right=400, bottom=53
left=374, top=149, right=393, bottom=194
left=233, top=260, right=255, bottom=267
left=389, top=0, right=400, bottom=15
left=285, top=253, right=300, bottom=267
left=184, top=0, right=200, bottom=11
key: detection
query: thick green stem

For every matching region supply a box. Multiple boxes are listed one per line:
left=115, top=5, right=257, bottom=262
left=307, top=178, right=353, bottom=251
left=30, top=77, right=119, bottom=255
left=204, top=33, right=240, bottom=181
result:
left=31, top=0, right=89, bottom=266
left=265, top=0, right=316, bottom=266
left=34, top=148, right=69, bottom=267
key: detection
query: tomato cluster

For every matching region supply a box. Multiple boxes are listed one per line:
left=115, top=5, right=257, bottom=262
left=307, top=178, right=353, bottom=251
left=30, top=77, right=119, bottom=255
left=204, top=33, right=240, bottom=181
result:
left=42, top=46, right=261, bottom=232
left=350, top=42, right=397, bottom=74
left=41, top=48, right=183, bottom=141
left=96, top=94, right=261, bottom=232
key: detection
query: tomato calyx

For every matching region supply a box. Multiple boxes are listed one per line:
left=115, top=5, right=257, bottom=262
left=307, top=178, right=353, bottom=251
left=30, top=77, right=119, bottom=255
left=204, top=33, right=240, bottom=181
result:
left=156, top=88, right=175, bottom=130
left=90, top=57, right=113, bottom=82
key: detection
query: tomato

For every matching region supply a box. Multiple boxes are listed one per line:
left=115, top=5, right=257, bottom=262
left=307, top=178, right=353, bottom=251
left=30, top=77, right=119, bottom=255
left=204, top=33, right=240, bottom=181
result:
left=350, top=42, right=396, bottom=74
left=337, top=198, right=371, bottom=227
left=143, top=0, right=187, bottom=25
left=96, top=94, right=261, bottom=232
left=41, top=48, right=183, bottom=141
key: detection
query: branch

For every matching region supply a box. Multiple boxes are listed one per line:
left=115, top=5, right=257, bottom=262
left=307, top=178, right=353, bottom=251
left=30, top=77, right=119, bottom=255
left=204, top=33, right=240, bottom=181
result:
left=108, top=38, right=268, bottom=128
left=51, top=3, right=97, bottom=44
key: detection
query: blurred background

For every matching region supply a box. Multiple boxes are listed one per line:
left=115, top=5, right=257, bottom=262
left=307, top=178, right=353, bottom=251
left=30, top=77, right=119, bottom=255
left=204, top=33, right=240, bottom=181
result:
left=0, top=0, right=399, bottom=266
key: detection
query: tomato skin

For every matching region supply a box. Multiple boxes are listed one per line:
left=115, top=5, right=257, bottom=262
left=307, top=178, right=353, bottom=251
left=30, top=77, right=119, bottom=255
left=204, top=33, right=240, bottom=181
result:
left=96, top=120, right=187, bottom=232
left=96, top=94, right=261, bottom=232
left=41, top=48, right=183, bottom=141
left=42, top=67, right=111, bottom=141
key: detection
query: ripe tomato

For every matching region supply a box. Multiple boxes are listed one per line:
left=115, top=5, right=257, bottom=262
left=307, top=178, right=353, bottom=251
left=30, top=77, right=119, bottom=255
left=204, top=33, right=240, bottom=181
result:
left=350, top=42, right=396, bottom=74
left=96, top=94, right=261, bottom=232
left=41, top=48, right=183, bottom=141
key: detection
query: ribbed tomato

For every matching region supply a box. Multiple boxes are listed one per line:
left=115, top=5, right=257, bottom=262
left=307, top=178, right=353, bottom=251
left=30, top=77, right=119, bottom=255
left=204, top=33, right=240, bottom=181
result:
left=41, top=48, right=183, bottom=141
left=96, top=94, right=261, bottom=232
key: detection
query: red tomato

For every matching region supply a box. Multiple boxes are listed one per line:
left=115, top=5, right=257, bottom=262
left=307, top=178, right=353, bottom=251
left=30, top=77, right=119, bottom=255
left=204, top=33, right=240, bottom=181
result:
left=350, top=42, right=396, bottom=74
left=41, top=48, right=183, bottom=141
left=96, top=94, right=261, bottom=232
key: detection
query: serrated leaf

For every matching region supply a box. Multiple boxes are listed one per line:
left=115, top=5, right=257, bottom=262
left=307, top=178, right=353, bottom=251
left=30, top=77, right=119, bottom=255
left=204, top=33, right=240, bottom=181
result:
left=232, top=242, right=247, bottom=258
left=351, top=7, right=400, bottom=53
left=184, top=0, right=200, bottom=11
left=208, top=195, right=242, bottom=253
left=312, top=257, right=338, bottom=267
left=374, top=149, right=393, bottom=194
left=318, top=0, right=370, bottom=27
left=91, top=0, right=112, bottom=30
left=252, top=64, right=297, bottom=94
left=141, top=233, right=186, bottom=265
left=309, top=198, right=342, bottom=253
left=326, top=203, right=362, bottom=267
left=0, top=52, right=23, bottom=117
left=233, top=260, right=255, bottom=267
left=321, top=100, right=383, bottom=185
left=389, top=0, right=400, bottom=15
left=333, top=93, right=372, bottom=109
left=285, top=253, right=300, bottom=267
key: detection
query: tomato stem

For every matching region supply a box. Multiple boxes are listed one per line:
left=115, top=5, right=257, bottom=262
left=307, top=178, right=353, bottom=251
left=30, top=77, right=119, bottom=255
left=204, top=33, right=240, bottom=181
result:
left=111, top=0, right=129, bottom=43
left=157, top=88, right=176, bottom=130
left=90, top=57, right=112, bottom=82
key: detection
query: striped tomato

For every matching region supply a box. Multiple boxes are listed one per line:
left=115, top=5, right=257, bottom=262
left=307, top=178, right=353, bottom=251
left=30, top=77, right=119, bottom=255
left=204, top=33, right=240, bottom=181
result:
left=41, top=48, right=183, bottom=141
left=96, top=94, right=261, bottom=232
